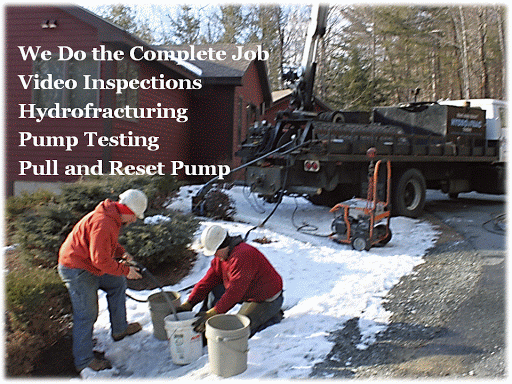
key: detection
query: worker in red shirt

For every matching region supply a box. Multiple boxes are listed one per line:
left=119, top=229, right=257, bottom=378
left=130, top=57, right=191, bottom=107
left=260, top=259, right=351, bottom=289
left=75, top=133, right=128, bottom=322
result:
left=58, top=189, right=147, bottom=373
left=176, top=225, right=284, bottom=337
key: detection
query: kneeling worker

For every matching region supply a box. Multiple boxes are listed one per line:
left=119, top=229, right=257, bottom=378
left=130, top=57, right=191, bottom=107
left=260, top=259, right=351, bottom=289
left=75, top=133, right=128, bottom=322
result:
left=176, top=225, right=283, bottom=336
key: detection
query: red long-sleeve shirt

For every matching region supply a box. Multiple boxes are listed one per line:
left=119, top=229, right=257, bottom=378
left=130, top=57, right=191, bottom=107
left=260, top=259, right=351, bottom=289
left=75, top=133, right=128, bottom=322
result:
left=58, top=199, right=130, bottom=276
left=187, top=242, right=283, bottom=314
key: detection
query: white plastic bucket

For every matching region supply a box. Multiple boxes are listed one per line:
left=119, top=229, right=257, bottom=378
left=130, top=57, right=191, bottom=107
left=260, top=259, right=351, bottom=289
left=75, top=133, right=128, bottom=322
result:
left=164, top=311, right=203, bottom=365
left=148, top=291, right=181, bottom=340
left=205, top=314, right=251, bottom=378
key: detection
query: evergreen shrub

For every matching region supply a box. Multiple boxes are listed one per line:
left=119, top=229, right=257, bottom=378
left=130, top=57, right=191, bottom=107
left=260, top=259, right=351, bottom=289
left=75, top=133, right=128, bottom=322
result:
left=6, top=268, right=70, bottom=331
left=13, top=204, right=79, bottom=268
left=203, top=187, right=236, bottom=221
left=6, top=189, right=55, bottom=222
left=59, top=174, right=181, bottom=217
left=6, top=175, right=189, bottom=375
left=119, top=211, right=200, bottom=271
left=12, top=174, right=186, bottom=269
left=5, top=267, right=71, bottom=376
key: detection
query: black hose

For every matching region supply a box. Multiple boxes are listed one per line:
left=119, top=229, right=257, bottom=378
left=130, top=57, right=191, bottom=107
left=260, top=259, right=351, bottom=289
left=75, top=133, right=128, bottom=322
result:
left=131, top=262, right=179, bottom=321
left=126, top=282, right=196, bottom=303
left=482, top=213, right=506, bottom=235
left=244, top=156, right=291, bottom=242
left=193, top=139, right=315, bottom=212
left=125, top=293, right=148, bottom=303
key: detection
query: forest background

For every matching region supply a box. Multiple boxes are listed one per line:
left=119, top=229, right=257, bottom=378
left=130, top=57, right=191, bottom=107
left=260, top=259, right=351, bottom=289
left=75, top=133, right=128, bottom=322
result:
left=87, top=4, right=505, bottom=111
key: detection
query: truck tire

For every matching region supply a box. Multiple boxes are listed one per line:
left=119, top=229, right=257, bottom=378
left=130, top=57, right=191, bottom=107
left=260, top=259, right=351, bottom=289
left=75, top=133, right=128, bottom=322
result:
left=392, top=168, right=426, bottom=218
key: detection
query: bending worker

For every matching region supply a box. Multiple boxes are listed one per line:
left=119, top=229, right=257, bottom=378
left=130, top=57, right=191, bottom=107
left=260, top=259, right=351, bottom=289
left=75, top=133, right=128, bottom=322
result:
left=177, top=225, right=284, bottom=336
left=58, top=189, right=148, bottom=372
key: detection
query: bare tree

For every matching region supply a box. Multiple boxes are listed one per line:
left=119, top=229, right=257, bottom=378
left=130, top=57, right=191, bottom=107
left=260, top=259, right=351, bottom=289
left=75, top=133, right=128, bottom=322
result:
left=477, top=7, right=490, bottom=98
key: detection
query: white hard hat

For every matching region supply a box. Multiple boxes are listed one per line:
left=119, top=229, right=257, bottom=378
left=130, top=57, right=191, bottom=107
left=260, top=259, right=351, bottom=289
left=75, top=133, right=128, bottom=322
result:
left=119, top=189, right=148, bottom=219
left=201, top=225, right=227, bottom=256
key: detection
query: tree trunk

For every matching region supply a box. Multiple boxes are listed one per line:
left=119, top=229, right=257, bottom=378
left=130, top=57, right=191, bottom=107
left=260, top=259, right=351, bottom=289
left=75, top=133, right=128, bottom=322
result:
left=477, top=7, right=490, bottom=98
left=496, top=6, right=506, bottom=99
left=459, top=6, right=471, bottom=99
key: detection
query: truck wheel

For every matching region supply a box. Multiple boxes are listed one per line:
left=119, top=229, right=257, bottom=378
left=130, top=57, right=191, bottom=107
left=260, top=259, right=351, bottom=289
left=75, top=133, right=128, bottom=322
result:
left=393, top=168, right=426, bottom=218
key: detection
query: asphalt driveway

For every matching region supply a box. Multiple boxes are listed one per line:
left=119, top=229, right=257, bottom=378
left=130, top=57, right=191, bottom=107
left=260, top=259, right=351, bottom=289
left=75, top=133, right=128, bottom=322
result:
left=312, top=191, right=505, bottom=378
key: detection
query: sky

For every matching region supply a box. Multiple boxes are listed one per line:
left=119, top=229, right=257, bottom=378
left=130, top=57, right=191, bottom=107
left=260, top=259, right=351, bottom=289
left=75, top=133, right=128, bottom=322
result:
left=81, top=184, right=438, bottom=379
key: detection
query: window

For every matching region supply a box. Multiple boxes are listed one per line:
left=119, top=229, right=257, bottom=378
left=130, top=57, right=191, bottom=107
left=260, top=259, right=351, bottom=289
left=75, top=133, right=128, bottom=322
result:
left=116, top=60, right=139, bottom=111
left=246, top=103, right=258, bottom=128
left=33, top=54, right=99, bottom=108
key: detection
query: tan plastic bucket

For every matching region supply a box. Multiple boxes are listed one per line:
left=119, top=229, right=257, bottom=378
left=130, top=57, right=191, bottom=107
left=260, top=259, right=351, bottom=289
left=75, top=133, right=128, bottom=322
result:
left=205, top=314, right=251, bottom=377
left=164, top=311, right=203, bottom=365
left=148, top=291, right=181, bottom=340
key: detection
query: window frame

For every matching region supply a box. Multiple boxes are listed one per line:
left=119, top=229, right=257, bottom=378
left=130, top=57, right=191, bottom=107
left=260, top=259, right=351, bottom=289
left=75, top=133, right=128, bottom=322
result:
left=115, top=59, right=139, bottom=121
left=31, top=52, right=100, bottom=109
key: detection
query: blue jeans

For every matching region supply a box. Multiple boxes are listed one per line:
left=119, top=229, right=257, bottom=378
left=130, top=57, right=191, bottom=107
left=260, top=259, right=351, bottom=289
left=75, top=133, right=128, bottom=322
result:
left=58, top=265, right=128, bottom=371
left=201, top=285, right=284, bottom=337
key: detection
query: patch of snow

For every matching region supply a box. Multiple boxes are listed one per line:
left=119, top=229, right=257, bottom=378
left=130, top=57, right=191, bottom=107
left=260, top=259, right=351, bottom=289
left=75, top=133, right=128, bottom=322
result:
left=82, top=185, right=438, bottom=379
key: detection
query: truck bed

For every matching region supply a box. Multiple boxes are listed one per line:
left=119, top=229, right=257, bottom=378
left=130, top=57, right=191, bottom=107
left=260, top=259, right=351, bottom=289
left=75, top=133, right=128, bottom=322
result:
left=307, top=120, right=499, bottom=163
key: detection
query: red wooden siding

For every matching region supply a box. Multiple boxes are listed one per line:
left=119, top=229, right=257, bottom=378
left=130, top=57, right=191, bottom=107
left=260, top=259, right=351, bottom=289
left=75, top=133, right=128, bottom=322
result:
left=6, top=6, right=271, bottom=194
left=6, top=6, right=193, bottom=194
left=232, top=61, right=265, bottom=169
left=111, top=62, right=192, bottom=167
left=6, top=6, right=105, bottom=194
left=189, top=86, right=234, bottom=166
left=188, top=61, right=265, bottom=174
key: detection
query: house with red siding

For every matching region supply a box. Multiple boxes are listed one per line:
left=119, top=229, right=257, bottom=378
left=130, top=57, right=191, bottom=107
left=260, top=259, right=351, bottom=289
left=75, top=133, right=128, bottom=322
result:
left=5, top=6, right=271, bottom=195
left=166, top=44, right=271, bottom=171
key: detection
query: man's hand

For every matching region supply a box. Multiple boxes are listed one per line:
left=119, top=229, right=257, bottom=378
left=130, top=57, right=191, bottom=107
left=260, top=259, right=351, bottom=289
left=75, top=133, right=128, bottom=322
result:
left=175, top=301, right=193, bottom=313
left=121, top=252, right=135, bottom=264
left=192, top=308, right=217, bottom=333
left=127, top=266, right=143, bottom=280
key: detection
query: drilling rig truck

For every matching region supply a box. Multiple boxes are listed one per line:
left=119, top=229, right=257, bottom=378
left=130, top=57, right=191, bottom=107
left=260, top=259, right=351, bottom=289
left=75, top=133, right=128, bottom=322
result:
left=235, top=5, right=506, bottom=219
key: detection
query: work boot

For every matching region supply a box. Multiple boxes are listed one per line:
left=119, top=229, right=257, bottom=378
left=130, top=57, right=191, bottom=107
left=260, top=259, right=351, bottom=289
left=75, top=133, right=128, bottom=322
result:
left=112, top=322, right=142, bottom=341
left=85, top=356, right=112, bottom=371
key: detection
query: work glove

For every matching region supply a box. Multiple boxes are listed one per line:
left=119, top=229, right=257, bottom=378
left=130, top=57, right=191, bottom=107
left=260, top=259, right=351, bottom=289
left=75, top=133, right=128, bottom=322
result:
left=192, top=308, right=217, bottom=333
left=175, top=301, right=193, bottom=313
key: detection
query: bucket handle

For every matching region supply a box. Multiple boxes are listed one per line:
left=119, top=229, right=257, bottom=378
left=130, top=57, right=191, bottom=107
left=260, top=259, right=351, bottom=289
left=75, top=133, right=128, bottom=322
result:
left=214, top=336, right=249, bottom=354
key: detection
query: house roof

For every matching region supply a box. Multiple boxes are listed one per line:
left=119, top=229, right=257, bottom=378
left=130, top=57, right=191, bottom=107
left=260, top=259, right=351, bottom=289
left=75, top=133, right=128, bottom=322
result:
left=160, top=44, right=272, bottom=105
left=161, top=44, right=254, bottom=80
left=60, top=6, right=272, bottom=106
left=60, top=6, right=196, bottom=79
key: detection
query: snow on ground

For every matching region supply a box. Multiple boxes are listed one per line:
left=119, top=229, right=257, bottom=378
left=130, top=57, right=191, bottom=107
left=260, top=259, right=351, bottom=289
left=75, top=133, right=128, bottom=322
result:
left=82, top=185, right=439, bottom=379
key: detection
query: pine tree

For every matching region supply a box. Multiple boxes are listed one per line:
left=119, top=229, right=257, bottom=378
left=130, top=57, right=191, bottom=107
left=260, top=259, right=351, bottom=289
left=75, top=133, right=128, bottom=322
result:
left=164, top=5, right=201, bottom=45
left=102, top=5, right=155, bottom=43
left=326, top=48, right=374, bottom=110
left=217, top=5, right=247, bottom=44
